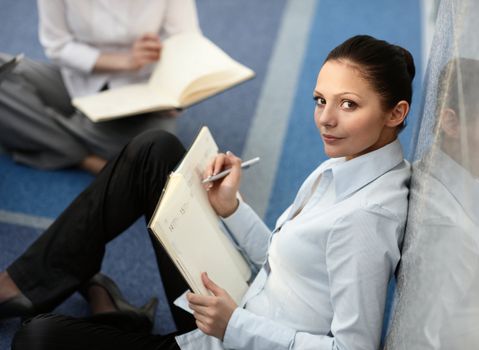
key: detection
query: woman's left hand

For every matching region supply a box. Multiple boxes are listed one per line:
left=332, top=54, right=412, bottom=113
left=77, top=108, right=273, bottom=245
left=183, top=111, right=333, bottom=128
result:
left=187, top=272, right=238, bottom=340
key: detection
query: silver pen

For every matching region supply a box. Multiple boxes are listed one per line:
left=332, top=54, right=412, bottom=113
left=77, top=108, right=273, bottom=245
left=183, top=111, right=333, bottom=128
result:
left=201, top=157, right=260, bottom=183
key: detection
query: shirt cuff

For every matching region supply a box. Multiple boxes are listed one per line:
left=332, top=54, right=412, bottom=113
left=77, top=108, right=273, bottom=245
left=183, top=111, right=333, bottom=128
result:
left=60, top=42, right=100, bottom=73
left=223, top=308, right=295, bottom=350
left=221, top=200, right=252, bottom=233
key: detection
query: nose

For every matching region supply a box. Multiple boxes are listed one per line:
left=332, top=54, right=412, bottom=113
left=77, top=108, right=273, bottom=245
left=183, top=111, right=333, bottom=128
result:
left=316, top=105, right=337, bottom=128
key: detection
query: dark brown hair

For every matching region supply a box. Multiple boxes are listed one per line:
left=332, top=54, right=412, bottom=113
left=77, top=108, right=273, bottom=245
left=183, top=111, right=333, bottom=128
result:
left=326, top=35, right=416, bottom=131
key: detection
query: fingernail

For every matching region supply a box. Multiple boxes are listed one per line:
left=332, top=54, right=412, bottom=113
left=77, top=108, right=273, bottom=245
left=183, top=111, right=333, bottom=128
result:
left=226, top=151, right=232, bottom=156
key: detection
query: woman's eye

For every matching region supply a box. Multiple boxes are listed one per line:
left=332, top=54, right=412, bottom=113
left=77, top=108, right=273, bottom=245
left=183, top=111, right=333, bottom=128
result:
left=314, top=96, right=326, bottom=107
left=340, top=100, right=356, bottom=110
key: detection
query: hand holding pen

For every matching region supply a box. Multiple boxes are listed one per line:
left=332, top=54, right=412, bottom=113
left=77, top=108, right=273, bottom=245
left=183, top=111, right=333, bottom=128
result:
left=202, top=156, right=260, bottom=183
left=203, top=151, right=260, bottom=217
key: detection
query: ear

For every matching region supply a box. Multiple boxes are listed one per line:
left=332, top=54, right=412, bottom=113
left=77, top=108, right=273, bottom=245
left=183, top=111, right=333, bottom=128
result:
left=439, top=108, right=460, bottom=139
left=385, top=100, right=409, bottom=128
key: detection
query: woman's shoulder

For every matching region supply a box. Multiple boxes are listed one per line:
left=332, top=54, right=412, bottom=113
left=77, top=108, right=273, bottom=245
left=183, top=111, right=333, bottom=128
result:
left=357, top=159, right=411, bottom=221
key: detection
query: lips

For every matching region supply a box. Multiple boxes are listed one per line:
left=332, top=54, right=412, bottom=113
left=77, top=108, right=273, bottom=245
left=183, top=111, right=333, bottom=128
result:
left=322, top=134, right=343, bottom=142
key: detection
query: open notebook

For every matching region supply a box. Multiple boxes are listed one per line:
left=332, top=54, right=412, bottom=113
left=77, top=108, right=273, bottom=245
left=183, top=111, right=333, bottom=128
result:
left=73, top=33, right=255, bottom=122
left=148, top=127, right=251, bottom=304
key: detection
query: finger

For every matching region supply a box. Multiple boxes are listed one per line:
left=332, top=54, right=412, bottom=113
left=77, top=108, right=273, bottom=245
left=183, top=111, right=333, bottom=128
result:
left=189, top=303, right=210, bottom=317
left=195, top=319, right=211, bottom=335
left=141, top=32, right=161, bottom=42
left=204, top=155, right=218, bottom=179
left=225, top=151, right=242, bottom=169
left=212, top=153, right=228, bottom=176
left=219, top=151, right=242, bottom=185
left=193, top=311, right=209, bottom=324
left=201, top=272, right=223, bottom=296
left=139, top=51, right=161, bottom=62
left=187, top=291, right=215, bottom=307
left=137, top=40, right=162, bottom=52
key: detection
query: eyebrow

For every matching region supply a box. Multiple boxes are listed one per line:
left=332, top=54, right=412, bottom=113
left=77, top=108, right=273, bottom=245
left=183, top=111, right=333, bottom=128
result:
left=313, top=90, right=362, bottom=98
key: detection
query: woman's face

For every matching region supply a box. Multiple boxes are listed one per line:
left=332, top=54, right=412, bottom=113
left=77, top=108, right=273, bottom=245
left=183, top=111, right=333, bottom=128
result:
left=313, top=59, right=396, bottom=160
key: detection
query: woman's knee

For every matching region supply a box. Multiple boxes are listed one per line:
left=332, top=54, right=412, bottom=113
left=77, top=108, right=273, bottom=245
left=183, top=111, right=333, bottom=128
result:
left=125, top=130, right=186, bottom=167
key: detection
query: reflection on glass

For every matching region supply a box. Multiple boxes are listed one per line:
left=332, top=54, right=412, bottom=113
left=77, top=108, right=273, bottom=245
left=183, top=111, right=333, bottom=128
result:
left=385, top=0, right=479, bottom=348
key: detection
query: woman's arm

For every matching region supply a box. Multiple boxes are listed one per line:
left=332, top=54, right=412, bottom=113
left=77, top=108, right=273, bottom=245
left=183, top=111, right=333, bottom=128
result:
left=38, top=0, right=99, bottom=73
left=323, top=207, right=401, bottom=350
left=37, top=0, right=163, bottom=73
left=205, top=152, right=271, bottom=267
left=222, top=201, right=271, bottom=268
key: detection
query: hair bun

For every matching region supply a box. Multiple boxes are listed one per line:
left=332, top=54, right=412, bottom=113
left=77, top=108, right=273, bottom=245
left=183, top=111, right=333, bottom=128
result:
left=399, top=47, right=416, bottom=82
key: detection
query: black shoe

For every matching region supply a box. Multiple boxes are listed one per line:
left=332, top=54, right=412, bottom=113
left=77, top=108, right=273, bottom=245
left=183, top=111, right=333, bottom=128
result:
left=0, top=293, right=35, bottom=320
left=80, top=273, right=158, bottom=324
left=0, top=54, right=22, bottom=85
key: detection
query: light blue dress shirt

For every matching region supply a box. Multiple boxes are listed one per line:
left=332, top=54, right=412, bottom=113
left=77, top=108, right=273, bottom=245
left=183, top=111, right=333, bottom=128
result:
left=176, top=139, right=410, bottom=350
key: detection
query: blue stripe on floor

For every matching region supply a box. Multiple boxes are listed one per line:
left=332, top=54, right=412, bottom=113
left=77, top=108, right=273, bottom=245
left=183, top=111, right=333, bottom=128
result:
left=240, top=0, right=319, bottom=218
left=177, top=0, right=288, bottom=155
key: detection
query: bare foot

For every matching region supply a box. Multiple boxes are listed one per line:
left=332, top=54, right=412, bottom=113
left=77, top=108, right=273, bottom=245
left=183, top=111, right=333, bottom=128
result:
left=0, top=271, right=21, bottom=303
left=87, top=285, right=117, bottom=314
left=80, top=155, right=107, bottom=175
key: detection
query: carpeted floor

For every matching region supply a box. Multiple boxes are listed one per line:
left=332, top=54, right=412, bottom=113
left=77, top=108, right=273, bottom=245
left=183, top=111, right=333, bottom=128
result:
left=0, top=0, right=424, bottom=348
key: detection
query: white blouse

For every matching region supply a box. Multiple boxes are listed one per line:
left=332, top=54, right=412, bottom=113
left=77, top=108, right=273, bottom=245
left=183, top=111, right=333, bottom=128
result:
left=37, top=0, right=200, bottom=97
left=176, top=139, right=411, bottom=350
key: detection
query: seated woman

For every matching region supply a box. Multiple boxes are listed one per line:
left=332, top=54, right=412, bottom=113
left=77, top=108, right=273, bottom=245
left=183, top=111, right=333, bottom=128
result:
left=0, top=0, right=200, bottom=174
left=0, top=34, right=415, bottom=350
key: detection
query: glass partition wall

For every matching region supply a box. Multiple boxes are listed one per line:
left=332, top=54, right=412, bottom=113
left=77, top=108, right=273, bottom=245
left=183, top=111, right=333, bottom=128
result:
left=385, top=0, right=479, bottom=348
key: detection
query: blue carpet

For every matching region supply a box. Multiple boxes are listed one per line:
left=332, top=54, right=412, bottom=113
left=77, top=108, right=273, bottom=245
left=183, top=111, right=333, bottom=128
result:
left=0, top=0, right=424, bottom=348
left=0, top=0, right=286, bottom=347
left=0, top=156, right=93, bottom=218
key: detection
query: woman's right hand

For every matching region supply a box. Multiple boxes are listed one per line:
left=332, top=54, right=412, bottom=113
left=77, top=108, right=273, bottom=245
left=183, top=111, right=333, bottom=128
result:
left=204, top=152, right=241, bottom=217
left=128, top=33, right=162, bottom=70
left=94, top=33, right=162, bottom=72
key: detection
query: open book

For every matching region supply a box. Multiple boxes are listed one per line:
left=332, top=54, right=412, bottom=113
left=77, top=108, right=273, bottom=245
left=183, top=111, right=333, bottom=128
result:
left=72, top=33, right=255, bottom=122
left=148, top=127, right=251, bottom=304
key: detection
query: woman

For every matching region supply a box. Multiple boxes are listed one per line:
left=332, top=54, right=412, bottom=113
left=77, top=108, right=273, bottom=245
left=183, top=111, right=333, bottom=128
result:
left=0, top=35, right=414, bottom=349
left=0, top=0, right=200, bottom=173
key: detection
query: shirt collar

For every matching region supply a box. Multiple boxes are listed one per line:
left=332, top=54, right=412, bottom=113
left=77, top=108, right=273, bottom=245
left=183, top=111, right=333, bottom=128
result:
left=329, top=139, right=405, bottom=200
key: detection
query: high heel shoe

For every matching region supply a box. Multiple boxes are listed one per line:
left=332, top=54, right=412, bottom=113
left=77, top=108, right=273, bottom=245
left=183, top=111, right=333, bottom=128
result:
left=80, top=273, right=158, bottom=324
left=0, top=293, right=35, bottom=320
left=138, top=297, right=159, bottom=326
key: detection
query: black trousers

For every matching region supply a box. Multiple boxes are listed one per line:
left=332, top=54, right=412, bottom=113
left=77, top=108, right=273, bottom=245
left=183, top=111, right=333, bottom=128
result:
left=7, top=130, right=198, bottom=348
left=13, top=313, right=181, bottom=350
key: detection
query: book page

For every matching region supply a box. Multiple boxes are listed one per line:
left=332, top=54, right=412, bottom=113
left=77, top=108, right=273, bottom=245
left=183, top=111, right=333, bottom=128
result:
left=174, top=127, right=251, bottom=282
left=174, top=126, right=218, bottom=177
left=150, top=174, right=249, bottom=304
left=180, top=67, right=254, bottom=107
left=149, top=127, right=252, bottom=303
left=72, top=84, right=178, bottom=122
left=150, top=33, right=254, bottom=106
